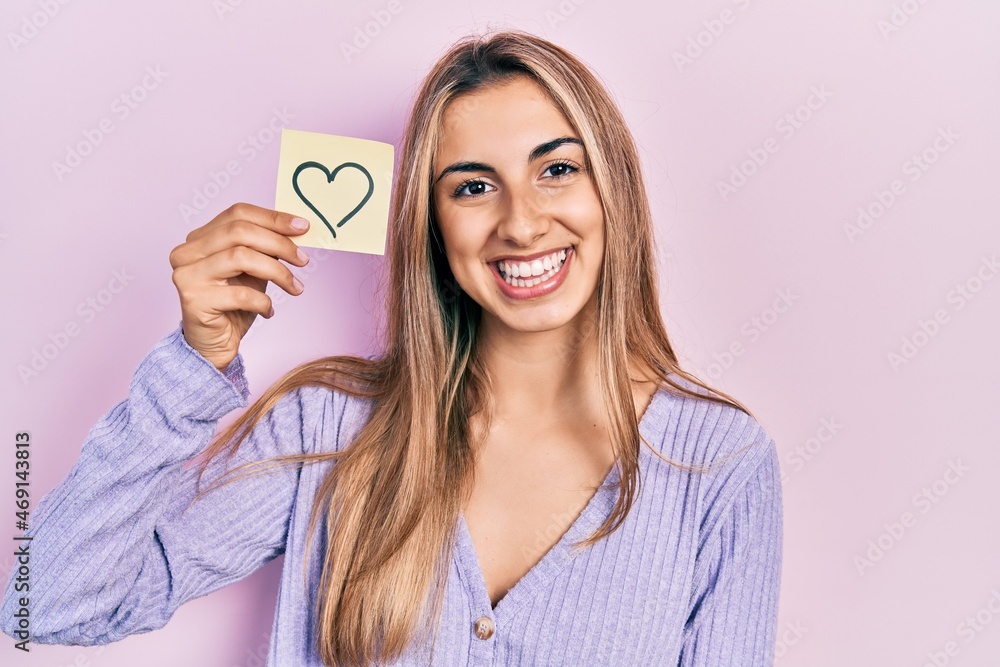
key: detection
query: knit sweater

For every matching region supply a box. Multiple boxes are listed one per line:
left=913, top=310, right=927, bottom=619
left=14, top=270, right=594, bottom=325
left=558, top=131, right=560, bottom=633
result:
left=1, top=325, right=783, bottom=666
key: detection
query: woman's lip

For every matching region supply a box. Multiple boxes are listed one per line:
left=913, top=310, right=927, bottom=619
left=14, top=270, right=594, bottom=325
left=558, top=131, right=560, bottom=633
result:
left=489, top=247, right=573, bottom=300
left=489, top=246, right=572, bottom=264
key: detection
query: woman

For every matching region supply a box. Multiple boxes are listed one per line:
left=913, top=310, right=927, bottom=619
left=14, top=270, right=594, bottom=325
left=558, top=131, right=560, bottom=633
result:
left=0, top=30, right=782, bottom=666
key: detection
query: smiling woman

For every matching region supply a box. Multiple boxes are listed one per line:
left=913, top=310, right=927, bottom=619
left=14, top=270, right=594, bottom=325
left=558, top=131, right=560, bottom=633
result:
left=433, top=85, right=602, bottom=314
left=0, top=29, right=783, bottom=667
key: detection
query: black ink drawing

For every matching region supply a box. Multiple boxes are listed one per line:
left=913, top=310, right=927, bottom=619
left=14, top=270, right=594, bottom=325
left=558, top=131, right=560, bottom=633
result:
left=292, top=161, right=374, bottom=239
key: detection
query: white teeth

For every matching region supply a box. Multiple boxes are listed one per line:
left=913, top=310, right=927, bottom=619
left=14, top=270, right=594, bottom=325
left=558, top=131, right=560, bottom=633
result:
left=496, top=247, right=570, bottom=288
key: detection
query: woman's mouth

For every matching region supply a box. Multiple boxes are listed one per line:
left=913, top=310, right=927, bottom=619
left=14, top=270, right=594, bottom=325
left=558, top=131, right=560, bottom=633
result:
left=489, top=246, right=573, bottom=300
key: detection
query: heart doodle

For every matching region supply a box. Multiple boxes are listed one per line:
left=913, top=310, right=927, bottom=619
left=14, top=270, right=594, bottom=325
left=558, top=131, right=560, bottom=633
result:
left=292, top=160, right=374, bottom=239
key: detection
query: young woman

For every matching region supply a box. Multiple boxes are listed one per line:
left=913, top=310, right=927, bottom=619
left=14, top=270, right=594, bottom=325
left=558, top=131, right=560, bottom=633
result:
left=1, top=30, right=782, bottom=666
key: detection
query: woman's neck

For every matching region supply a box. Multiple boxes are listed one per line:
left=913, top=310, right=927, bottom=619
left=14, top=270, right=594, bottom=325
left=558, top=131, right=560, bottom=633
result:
left=477, top=304, right=601, bottom=424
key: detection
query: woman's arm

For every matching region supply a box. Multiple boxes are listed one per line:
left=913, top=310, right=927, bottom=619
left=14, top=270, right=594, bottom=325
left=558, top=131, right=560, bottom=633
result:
left=678, top=437, right=784, bottom=666
left=0, top=324, right=328, bottom=645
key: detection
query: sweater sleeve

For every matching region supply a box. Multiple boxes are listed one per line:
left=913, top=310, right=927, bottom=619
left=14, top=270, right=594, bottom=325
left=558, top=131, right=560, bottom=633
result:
left=0, top=324, right=325, bottom=646
left=677, top=437, right=784, bottom=666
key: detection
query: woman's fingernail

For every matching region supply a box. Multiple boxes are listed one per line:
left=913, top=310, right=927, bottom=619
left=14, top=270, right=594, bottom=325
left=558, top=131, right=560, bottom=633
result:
left=292, top=277, right=304, bottom=293
left=291, top=217, right=309, bottom=230
left=296, top=247, right=310, bottom=263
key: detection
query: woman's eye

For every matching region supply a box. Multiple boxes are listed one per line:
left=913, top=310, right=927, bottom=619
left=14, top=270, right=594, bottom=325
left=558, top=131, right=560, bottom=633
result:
left=546, top=162, right=577, bottom=178
left=450, top=163, right=577, bottom=199
left=453, top=180, right=494, bottom=198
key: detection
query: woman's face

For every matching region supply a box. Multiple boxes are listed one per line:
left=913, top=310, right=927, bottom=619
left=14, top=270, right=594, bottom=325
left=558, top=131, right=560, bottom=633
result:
left=431, top=75, right=605, bottom=335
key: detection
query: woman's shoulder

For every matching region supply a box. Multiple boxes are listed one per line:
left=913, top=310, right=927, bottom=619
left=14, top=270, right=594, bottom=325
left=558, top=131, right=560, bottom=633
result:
left=644, top=374, right=781, bottom=533
left=644, top=372, right=776, bottom=478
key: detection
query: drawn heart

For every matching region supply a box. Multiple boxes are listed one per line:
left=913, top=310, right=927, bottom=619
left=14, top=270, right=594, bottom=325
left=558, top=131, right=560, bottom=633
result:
left=292, top=160, right=374, bottom=239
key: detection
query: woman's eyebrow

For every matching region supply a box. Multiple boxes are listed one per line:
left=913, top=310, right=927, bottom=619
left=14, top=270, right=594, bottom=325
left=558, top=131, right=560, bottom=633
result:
left=434, top=136, right=583, bottom=184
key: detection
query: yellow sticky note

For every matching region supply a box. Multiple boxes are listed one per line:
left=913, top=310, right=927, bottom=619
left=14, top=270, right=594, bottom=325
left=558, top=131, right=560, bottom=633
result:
left=274, top=128, right=394, bottom=254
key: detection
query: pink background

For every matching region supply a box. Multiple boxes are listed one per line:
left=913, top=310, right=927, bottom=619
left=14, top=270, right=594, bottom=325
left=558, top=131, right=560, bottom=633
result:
left=3, top=1, right=999, bottom=665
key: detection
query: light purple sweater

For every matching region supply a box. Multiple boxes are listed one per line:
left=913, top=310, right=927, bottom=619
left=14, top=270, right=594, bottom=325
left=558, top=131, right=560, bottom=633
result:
left=1, top=325, right=783, bottom=665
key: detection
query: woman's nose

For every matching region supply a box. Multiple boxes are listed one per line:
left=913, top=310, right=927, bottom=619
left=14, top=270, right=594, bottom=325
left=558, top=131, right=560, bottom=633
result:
left=496, top=187, right=552, bottom=246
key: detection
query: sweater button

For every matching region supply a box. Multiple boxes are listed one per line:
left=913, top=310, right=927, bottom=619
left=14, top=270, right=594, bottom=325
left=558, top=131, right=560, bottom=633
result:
left=473, top=616, right=494, bottom=640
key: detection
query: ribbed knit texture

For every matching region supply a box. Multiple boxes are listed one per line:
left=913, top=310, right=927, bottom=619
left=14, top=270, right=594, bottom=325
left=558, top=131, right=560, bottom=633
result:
left=1, top=325, right=783, bottom=666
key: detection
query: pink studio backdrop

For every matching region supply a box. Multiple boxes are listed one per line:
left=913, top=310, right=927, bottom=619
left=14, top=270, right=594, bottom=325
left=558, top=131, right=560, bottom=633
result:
left=2, top=1, right=998, bottom=665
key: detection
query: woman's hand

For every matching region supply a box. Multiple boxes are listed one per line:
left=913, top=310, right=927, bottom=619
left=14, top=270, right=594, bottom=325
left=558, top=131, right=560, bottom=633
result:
left=169, top=203, right=311, bottom=371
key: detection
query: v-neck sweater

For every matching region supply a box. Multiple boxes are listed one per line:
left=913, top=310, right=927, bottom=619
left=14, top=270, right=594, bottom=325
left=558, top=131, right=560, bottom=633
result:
left=1, top=325, right=783, bottom=666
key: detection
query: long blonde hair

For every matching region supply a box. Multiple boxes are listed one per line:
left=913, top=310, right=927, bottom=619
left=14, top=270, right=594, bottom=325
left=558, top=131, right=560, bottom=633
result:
left=192, top=29, right=755, bottom=666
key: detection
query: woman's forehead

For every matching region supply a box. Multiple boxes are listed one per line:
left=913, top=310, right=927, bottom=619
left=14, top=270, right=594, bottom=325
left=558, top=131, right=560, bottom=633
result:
left=441, top=78, right=562, bottom=127
left=437, top=86, right=575, bottom=155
